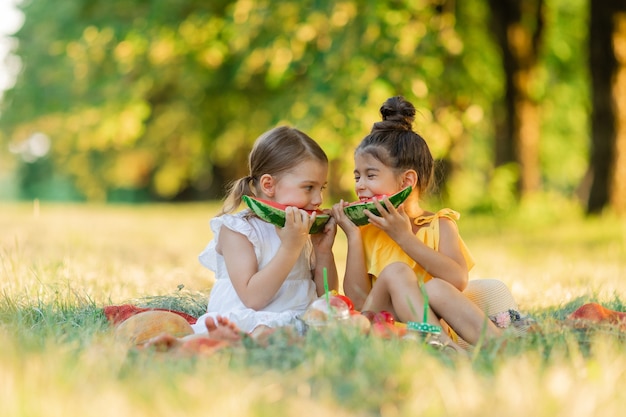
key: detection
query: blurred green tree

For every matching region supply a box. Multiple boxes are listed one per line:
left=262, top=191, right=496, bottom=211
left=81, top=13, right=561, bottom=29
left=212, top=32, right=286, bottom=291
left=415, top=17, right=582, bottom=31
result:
left=0, top=0, right=592, bottom=213
left=2, top=0, right=488, bottom=203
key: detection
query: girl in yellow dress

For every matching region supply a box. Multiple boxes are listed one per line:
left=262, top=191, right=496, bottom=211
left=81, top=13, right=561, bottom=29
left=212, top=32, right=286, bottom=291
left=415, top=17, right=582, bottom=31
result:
left=331, top=96, right=503, bottom=351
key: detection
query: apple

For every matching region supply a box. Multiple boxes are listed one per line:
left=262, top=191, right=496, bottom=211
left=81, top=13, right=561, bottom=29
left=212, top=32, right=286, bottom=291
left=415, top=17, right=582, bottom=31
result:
left=349, top=314, right=371, bottom=334
left=332, top=294, right=355, bottom=311
left=359, top=310, right=395, bottom=324
left=376, top=310, right=395, bottom=325
left=360, top=310, right=376, bottom=322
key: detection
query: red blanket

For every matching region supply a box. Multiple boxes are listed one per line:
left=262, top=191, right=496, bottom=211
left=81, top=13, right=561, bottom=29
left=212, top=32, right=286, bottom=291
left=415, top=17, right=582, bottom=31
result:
left=103, top=304, right=198, bottom=325
left=103, top=302, right=626, bottom=330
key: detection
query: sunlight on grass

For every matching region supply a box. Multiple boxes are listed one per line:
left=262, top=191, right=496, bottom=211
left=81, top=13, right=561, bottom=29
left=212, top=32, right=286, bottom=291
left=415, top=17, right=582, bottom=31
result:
left=1, top=202, right=217, bottom=302
left=2, top=201, right=626, bottom=416
left=462, top=209, right=626, bottom=312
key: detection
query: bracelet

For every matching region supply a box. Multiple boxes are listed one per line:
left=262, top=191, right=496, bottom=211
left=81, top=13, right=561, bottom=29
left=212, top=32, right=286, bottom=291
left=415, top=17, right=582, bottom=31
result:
left=406, top=321, right=442, bottom=334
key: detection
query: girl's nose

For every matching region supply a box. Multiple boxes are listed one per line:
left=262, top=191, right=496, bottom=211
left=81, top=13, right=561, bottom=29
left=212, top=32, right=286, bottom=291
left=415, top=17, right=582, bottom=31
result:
left=312, top=192, right=323, bottom=207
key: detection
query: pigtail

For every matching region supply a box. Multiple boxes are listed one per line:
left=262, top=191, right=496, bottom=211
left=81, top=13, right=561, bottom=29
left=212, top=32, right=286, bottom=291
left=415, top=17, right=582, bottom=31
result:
left=220, top=175, right=255, bottom=215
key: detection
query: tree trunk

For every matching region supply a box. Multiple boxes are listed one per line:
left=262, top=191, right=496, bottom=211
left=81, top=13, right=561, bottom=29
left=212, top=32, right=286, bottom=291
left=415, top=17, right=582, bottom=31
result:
left=614, top=13, right=626, bottom=215
left=488, top=0, right=544, bottom=196
left=587, top=1, right=626, bottom=215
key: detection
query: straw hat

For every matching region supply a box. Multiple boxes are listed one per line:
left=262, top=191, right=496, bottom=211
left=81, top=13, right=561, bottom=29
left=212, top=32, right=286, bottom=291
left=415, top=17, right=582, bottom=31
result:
left=455, top=279, right=532, bottom=348
left=463, top=278, right=519, bottom=316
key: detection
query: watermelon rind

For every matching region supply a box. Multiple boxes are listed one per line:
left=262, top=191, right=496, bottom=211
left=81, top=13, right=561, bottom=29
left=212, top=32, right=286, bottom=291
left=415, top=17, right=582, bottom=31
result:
left=343, top=186, right=413, bottom=226
left=242, top=195, right=330, bottom=234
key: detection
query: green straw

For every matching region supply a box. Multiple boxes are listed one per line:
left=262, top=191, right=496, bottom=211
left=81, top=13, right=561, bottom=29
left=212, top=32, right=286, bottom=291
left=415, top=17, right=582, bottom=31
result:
left=420, top=282, right=429, bottom=323
left=416, top=271, right=428, bottom=323
left=323, top=267, right=330, bottom=305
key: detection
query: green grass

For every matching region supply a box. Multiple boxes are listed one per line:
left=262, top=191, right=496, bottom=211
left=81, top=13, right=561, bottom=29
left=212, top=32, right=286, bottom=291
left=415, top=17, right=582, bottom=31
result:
left=2, top=200, right=626, bottom=416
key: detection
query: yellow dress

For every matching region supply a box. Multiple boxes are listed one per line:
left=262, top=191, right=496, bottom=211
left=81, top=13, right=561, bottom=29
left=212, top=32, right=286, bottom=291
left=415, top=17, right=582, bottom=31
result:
left=361, top=208, right=474, bottom=283
left=361, top=208, right=473, bottom=342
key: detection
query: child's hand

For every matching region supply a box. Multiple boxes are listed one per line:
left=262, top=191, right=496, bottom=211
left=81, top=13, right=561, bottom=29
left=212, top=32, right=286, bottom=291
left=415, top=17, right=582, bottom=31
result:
left=365, top=196, right=413, bottom=242
left=310, top=213, right=337, bottom=253
left=331, top=200, right=360, bottom=236
left=276, top=206, right=314, bottom=249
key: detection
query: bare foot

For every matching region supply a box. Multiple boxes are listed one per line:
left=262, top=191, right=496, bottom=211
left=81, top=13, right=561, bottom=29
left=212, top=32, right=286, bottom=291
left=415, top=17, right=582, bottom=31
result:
left=250, top=325, right=304, bottom=348
left=205, top=316, right=244, bottom=343
left=177, top=334, right=230, bottom=356
left=140, top=333, right=184, bottom=352
left=249, top=325, right=276, bottom=347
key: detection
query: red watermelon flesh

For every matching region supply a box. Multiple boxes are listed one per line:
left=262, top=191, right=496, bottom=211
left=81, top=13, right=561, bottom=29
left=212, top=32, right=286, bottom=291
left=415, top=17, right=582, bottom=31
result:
left=242, top=195, right=330, bottom=234
left=250, top=197, right=325, bottom=215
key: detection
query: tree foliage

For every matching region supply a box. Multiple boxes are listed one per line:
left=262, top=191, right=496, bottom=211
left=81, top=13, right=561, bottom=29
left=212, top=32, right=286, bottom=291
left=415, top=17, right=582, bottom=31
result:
left=0, top=0, right=592, bottom=211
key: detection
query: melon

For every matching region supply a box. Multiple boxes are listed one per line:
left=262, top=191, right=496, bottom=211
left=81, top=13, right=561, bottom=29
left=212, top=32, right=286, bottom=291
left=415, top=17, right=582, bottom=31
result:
left=242, top=195, right=330, bottom=234
left=343, top=186, right=413, bottom=226
left=114, top=310, right=194, bottom=346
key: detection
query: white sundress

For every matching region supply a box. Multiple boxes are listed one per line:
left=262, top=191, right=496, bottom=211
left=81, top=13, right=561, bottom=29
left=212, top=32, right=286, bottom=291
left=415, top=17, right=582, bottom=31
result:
left=192, top=210, right=318, bottom=334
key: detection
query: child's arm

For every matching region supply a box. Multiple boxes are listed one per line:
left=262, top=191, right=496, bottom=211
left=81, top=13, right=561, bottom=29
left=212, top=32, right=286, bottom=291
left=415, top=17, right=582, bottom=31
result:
left=332, top=201, right=371, bottom=310
left=310, top=216, right=339, bottom=296
left=220, top=207, right=313, bottom=310
left=367, top=199, right=469, bottom=291
left=400, top=218, right=468, bottom=290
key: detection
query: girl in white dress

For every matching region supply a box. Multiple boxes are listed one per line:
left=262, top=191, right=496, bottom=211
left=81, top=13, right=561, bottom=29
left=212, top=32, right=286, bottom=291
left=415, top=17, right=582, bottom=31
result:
left=192, top=126, right=338, bottom=336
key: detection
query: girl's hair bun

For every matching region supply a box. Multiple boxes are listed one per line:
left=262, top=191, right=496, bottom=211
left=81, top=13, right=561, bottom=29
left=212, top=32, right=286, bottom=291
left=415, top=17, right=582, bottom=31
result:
left=373, top=96, right=415, bottom=132
left=357, top=95, right=433, bottom=194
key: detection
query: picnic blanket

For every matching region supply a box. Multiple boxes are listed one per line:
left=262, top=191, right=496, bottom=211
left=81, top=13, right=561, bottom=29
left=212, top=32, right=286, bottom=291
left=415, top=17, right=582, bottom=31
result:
left=103, top=304, right=198, bottom=326
left=102, top=302, right=626, bottom=332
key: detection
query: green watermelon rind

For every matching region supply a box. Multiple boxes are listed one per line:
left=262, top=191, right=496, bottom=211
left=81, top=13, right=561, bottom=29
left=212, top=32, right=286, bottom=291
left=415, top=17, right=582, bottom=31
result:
left=242, top=195, right=330, bottom=234
left=343, top=186, right=413, bottom=226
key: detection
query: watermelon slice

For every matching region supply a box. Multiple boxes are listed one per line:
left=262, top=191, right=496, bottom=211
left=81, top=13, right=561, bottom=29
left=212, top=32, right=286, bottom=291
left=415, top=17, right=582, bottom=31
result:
left=242, top=195, right=330, bottom=234
left=343, top=186, right=413, bottom=226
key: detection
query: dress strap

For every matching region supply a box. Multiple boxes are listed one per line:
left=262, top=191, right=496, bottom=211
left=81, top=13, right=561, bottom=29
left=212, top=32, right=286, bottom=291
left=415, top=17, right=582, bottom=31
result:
left=413, top=209, right=460, bottom=251
left=413, top=208, right=474, bottom=271
left=414, top=208, right=460, bottom=226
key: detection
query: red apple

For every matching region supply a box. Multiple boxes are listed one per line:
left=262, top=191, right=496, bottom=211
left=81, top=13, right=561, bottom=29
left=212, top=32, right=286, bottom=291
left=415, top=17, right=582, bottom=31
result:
left=374, top=310, right=395, bottom=325
left=332, top=294, right=355, bottom=311
left=361, top=310, right=376, bottom=322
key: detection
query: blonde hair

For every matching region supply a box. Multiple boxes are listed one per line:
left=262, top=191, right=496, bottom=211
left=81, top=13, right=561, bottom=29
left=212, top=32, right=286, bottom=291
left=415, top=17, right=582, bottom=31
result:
left=221, top=126, right=328, bottom=214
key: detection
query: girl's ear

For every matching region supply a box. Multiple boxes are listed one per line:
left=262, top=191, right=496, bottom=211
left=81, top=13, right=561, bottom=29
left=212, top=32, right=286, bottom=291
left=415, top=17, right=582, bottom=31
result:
left=401, top=170, right=418, bottom=189
left=258, top=174, right=275, bottom=197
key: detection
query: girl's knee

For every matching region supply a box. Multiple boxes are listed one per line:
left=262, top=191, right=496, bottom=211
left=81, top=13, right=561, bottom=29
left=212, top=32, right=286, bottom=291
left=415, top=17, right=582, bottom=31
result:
left=379, top=262, right=413, bottom=277
left=425, top=277, right=446, bottom=291
left=377, top=262, right=416, bottom=286
left=425, top=278, right=454, bottom=303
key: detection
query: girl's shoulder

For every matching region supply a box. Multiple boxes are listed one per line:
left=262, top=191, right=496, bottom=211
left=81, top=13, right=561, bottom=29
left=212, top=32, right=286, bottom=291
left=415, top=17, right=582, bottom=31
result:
left=414, top=208, right=461, bottom=226
left=413, top=208, right=469, bottom=258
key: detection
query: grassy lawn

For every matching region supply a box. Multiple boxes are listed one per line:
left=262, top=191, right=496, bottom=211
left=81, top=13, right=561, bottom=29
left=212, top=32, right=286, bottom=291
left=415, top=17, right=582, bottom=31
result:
left=1, top=200, right=626, bottom=416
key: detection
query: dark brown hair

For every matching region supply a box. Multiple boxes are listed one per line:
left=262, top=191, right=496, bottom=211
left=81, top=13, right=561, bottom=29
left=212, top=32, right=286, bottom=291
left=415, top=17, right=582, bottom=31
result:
left=221, top=126, right=328, bottom=214
left=355, top=96, right=434, bottom=194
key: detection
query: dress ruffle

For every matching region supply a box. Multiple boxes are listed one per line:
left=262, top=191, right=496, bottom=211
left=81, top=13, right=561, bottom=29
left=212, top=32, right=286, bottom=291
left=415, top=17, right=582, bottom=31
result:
left=199, top=211, right=260, bottom=271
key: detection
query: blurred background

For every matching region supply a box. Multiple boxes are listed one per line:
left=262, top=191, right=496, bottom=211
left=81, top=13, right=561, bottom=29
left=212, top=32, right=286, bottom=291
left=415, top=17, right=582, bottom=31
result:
left=0, top=0, right=624, bottom=217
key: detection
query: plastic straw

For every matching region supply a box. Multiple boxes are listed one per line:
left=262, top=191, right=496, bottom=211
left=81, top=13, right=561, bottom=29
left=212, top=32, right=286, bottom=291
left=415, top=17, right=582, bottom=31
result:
left=323, top=267, right=330, bottom=305
left=420, top=282, right=429, bottom=323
